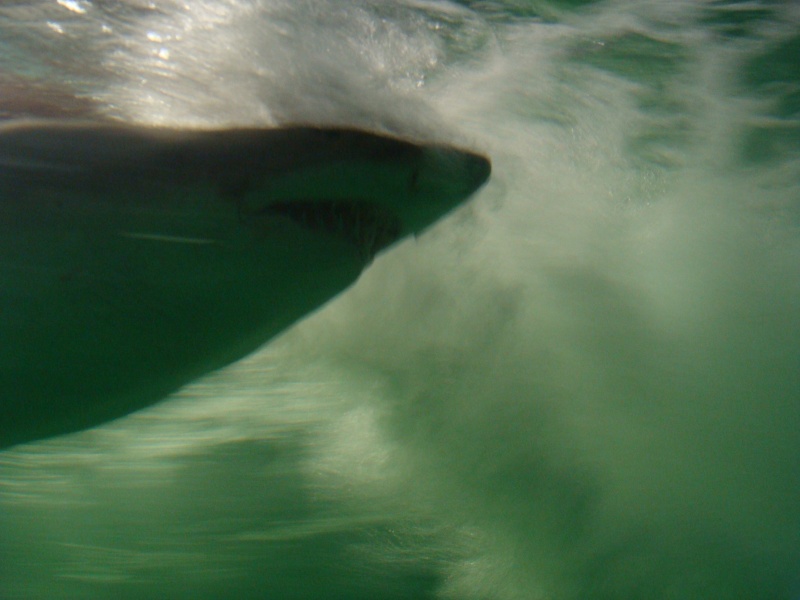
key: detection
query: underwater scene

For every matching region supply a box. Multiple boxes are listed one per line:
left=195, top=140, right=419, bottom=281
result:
left=0, top=0, right=798, bottom=598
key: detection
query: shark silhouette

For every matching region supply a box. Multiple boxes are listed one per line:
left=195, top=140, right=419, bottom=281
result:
left=0, top=120, right=490, bottom=449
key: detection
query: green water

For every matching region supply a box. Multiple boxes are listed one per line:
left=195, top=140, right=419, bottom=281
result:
left=1, top=0, right=798, bottom=598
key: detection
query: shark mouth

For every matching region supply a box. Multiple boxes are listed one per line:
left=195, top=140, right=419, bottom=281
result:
left=264, top=199, right=403, bottom=262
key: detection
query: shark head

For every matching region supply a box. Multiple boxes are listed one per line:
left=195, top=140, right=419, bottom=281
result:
left=202, top=127, right=491, bottom=263
left=250, top=139, right=491, bottom=262
left=0, top=122, right=490, bottom=449
left=2, top=123, right=489, bottom=260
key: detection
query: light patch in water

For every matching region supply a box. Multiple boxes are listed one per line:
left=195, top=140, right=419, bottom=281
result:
left=120, top=232, right=220, bottom=245
left=57, top=0, right=87, bottom=15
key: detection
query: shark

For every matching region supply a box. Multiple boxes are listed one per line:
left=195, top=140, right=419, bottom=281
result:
left=0, top=120, right=490, bottom=450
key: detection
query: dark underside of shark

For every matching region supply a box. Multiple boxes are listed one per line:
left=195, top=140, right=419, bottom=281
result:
left=0, top=119, right=490, bottom=450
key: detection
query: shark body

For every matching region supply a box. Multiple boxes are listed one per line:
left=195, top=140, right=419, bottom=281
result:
left=0, top=121, right=490, bottom=449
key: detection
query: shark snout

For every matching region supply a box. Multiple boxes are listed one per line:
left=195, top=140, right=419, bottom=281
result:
left=400, top=145, right=491, bottom=236
left=467, top=151, right=492, bottom=192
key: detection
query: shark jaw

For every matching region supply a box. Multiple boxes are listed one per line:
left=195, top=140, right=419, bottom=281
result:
left=261, top=199, right=402, bottom=264
left=0, top=122, right=490, bottom=449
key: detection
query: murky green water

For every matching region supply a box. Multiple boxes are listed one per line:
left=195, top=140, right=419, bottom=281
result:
left=1, top=1, right=798, bottom=598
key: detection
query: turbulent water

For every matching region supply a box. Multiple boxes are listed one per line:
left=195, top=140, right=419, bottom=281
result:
left=1, top=1, right=799, bottom=598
